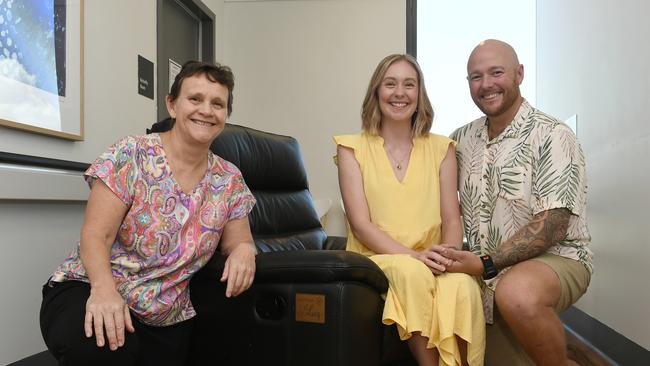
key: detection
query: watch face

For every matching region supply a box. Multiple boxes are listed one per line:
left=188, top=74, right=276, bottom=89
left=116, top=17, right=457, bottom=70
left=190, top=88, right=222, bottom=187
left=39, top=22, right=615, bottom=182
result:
left=481, top=255, right=498, bottom=279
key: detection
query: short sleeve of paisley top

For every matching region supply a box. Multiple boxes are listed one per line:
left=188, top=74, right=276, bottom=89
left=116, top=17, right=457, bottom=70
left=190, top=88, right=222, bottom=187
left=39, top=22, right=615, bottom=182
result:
left=50, top=133, right=256, bottom=326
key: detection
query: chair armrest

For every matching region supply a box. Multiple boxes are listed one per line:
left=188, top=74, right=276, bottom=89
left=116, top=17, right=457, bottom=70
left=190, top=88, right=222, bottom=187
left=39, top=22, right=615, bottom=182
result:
left=197, top=250, right=388, bottom=293
left=324, top=235, right=347, bottom=250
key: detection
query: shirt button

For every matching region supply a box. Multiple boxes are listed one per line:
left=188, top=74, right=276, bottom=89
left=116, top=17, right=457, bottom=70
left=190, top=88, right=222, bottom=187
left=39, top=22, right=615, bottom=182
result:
left=480, top=234, right=485, bottom=239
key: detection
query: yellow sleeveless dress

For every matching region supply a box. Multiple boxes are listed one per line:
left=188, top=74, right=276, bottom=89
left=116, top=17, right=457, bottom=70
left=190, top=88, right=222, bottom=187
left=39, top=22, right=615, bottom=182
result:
left=334, top=133, right=485, bottom=366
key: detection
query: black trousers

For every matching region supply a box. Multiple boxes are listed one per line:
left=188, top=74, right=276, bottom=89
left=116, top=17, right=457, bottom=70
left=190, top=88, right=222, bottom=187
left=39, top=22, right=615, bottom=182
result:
left=40, top=280, right=194, bottom=366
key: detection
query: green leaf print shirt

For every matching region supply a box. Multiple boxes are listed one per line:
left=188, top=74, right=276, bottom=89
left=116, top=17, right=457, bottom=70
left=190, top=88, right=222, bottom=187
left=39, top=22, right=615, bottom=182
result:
left=451, top=100, right=593, bottom=323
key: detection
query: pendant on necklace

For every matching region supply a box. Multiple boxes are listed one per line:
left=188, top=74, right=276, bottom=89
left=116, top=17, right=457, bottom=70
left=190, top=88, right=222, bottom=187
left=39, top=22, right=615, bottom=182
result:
left=396, top=164, right=402, bottom=170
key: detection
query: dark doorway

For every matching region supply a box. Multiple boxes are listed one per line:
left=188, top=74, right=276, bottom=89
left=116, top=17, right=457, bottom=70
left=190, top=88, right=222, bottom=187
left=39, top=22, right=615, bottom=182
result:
left=157, top=0, right=215, bottom=121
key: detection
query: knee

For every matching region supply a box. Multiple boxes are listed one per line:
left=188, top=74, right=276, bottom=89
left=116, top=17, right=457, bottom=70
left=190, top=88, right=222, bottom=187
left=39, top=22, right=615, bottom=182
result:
left=495, top=262, right=561, bottom=320
left=495, top=280, right=547, bottom=320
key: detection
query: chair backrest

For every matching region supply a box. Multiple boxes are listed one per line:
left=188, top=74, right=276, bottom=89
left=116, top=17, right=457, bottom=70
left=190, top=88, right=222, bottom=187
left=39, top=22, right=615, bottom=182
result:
left=147, top=120, right=326, bottom=252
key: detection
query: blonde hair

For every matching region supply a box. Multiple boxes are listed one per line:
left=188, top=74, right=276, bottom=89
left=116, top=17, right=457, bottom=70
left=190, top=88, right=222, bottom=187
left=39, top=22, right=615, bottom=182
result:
left=361, top=54, right=433, bottom=136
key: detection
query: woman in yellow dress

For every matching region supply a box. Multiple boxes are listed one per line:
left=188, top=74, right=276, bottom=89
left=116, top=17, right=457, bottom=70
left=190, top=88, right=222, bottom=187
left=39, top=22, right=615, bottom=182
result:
left=334, top=54, right=485, bottom=366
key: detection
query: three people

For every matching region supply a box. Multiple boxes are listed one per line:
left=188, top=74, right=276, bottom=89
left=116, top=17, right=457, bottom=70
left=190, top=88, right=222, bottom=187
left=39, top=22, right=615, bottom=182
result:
left=335, top=54, right=485, bottom=366
left=40, top=61, right=257, bottom=366
left=438, top=39, right=592, bottom=365
left=40, top=40, right=591, bottom=366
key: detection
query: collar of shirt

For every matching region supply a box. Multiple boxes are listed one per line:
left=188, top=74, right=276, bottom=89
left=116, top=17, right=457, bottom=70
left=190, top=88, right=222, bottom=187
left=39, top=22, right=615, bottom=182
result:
left=477, top=99, right=534, bottom=145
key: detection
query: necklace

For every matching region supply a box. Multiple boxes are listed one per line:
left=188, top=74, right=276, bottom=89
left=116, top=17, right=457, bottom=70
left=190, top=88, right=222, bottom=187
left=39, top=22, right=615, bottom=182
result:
left=385, top=144, right=412, bottom=170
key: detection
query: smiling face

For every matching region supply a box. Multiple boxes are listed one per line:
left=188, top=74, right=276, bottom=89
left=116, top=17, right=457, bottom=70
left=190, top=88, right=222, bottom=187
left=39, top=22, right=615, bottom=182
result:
left=378, top=60, right=419, bottom=124
left=166, top=73, right=229, bottom=146
left=467, top=40, right=524, bottom=123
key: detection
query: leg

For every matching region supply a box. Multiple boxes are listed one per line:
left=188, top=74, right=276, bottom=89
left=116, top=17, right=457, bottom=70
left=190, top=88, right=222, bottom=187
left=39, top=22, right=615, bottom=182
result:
left=457, top=337, right=468, bottom=366
left=39, top=281, right=138, bottom=366
left=372, top=255, right=438, bottom=365
left=434, top=273, right=485, bottom=366
left=135, top=317, right=194, bottom=366
left=407, top=332, right=439, bottom=366
left=484, top=308, right=535, bottom=366
left=495, top=259, right=575, bottom=366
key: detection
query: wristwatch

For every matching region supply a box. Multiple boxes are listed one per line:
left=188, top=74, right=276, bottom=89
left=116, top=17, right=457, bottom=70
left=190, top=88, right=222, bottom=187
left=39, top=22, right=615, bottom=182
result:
left=480, top=254, right=499, bottom=279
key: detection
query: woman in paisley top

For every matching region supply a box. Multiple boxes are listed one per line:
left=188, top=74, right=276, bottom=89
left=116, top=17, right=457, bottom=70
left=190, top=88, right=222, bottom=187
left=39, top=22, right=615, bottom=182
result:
left=40, top=61, right=257, bottom=366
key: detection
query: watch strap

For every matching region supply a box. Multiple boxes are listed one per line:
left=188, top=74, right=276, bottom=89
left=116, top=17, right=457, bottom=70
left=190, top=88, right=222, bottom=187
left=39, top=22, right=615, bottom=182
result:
left=480, top=254, right=499, bottom=279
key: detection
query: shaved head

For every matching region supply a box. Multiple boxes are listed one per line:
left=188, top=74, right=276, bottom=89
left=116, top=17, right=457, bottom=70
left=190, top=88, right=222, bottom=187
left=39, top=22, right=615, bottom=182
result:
left=468, top=39, right=520, bottom=72
left=465, top=39, right=525, bottom=128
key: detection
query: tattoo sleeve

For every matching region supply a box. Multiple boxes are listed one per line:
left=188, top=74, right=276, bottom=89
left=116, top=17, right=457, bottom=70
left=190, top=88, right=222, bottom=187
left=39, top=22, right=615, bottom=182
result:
left=492, top=208, right=571, bottom=269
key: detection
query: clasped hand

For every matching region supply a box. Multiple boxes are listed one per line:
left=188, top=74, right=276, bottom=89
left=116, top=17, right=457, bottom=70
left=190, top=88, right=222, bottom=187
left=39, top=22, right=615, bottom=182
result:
left=414, top=245, right=484, bottom=276
left=412, top=245, right=454, bottom=275
left=427, top=245, right=484, bottom=276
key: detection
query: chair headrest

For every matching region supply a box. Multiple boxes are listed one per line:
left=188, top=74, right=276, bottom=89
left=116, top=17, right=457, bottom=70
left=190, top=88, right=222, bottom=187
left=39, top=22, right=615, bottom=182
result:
left=146, top=120, right=324, bottom=251
left=147, top=119, right=309, bottom=191
left=211, top=124, right=309, bottom=191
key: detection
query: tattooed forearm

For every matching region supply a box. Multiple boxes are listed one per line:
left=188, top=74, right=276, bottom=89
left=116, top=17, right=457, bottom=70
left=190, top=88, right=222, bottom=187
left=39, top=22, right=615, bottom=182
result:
left=493, top=208, right=570, bottom=269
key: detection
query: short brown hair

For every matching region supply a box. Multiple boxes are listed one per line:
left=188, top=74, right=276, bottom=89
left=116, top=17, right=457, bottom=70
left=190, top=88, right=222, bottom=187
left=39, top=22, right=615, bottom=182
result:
left=168, top=60, right=235, bottom=117
left=361, top=54, right=433, bottom=136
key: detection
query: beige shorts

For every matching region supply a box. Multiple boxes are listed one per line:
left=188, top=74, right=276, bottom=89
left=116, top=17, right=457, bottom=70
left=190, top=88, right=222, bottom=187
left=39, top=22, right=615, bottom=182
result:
left=531, top=252, right=591, bottom=311
left=485, top=254, right=591, bottom=365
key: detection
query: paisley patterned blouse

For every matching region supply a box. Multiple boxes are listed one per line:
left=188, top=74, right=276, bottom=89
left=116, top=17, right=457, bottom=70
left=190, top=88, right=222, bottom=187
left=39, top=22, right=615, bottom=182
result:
left=50, top=133, right=255, bottom=326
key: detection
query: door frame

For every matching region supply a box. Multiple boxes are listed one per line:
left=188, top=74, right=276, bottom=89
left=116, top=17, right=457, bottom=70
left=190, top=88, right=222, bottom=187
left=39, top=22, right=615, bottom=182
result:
left=156, top=0, right=215, bottom=120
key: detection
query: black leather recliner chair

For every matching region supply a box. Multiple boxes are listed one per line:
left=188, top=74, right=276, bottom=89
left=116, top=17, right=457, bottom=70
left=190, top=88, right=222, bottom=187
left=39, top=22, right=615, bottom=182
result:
left=147, top=121, right=415, bottom=366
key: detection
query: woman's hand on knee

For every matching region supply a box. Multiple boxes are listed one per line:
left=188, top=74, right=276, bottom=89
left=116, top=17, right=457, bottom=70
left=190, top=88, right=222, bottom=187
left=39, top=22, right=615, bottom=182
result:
left=412, top=250, right=450, bottom=275
left=430, top=246, right=483, bottom=276
left=84, top=287, right=135, bottom=351
left=221, top=242, right=256, bottom=298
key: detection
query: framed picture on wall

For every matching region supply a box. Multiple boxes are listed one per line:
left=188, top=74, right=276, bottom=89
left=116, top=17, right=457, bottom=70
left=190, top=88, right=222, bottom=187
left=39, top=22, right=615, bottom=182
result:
left=0, top=0, right=84, bottom=140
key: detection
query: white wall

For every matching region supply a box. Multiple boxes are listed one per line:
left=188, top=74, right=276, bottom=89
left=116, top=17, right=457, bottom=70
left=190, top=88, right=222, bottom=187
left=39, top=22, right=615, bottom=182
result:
left=9, top=0, right=646, bottom=362
left=0, top=0, right=229, bottom=363
left=0, top=201, right=86, bottom=364
left=221, top=0, right=406, bottom=236
left=537, top=0, right=650, bottom=349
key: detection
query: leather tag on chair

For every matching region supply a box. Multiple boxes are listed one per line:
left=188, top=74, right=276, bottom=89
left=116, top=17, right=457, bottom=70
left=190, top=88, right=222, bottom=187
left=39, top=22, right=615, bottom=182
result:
left=295, top=293, right=325, bottom=324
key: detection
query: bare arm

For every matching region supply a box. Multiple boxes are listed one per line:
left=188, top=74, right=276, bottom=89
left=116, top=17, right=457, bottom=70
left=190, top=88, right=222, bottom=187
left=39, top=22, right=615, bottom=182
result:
left=492, top=208, right=571, bottom=269
left=79, top=180, right=133, bottom=350
left=337, top=145, right=447, bottom=273
left=219, top=216, right=256, bottom=297
left=438, top=144, right=463, bottom=249
left=337, top=145, right=414, bottom=255
left=432, top=208, right=571, bottom=275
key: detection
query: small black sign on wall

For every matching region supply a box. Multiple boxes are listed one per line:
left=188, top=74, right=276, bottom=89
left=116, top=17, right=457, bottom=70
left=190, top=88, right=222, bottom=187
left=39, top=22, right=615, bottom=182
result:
left=138, top=55, right=154, bottom=100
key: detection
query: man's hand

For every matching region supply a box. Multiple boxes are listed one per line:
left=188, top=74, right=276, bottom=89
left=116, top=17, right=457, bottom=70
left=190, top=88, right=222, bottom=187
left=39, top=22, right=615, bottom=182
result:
left=84, top=286, right=134, bottom=350
left=412, top=248, right=453, bottom=275
left=429, top=246, right=483, bottom=276
left=221, top=243, right=256, bottom=297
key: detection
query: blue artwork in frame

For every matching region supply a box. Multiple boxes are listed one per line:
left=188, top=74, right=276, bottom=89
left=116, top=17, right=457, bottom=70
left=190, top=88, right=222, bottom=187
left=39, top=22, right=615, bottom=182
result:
left=0, top=0, right=83, bottom=140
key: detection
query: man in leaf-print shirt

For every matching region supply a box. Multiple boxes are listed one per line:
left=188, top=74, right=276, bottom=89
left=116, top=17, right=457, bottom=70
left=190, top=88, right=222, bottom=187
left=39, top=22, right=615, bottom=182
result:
left=434, top=39, right=592, bottom=366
